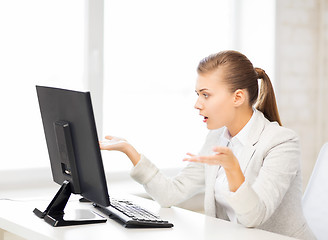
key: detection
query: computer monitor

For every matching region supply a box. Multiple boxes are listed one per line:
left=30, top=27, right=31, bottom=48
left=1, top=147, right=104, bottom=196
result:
left=34, top=86, right=110, bottom=227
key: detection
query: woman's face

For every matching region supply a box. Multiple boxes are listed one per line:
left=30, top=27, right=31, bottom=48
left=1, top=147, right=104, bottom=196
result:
left=194, top=69, right=235, bottom=130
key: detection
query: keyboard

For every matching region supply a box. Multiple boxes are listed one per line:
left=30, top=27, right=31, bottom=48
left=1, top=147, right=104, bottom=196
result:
left=94, top=198, right=174, bottom=228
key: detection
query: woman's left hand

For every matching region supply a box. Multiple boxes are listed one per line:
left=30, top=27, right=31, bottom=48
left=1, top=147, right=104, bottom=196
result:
left=183, top=146, right=245, bottom=192
left=183, top=146, right=239, bottom=172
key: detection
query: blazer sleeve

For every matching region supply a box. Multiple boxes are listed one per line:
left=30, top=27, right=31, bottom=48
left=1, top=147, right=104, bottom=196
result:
left=130, top=155, right=205, bottom=207
left=223, top=127, right=301, bottom=227
left=129, top=129, right=222, bottom=208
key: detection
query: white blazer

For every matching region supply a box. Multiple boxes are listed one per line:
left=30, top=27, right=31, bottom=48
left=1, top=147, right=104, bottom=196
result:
left=130, top=110, right=315, bottom=240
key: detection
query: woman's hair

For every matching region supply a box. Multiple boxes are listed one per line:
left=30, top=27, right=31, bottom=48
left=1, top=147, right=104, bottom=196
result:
left=197, top=50, right=282, bottom=126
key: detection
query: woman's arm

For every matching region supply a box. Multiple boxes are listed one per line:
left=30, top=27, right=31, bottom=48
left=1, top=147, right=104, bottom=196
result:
left=227, top=133, right=300, bottom=227
left=100, top=135, right=205, bottom=208
left=100, top=135, right=140, bottom=165
left=184, top=128, right=300, bottom=227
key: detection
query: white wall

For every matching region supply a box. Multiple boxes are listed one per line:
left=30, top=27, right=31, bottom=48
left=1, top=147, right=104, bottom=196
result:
left=275, top=0, right=328, bottom=190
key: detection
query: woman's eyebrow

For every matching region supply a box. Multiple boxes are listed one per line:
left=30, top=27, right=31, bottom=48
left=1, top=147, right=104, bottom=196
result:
left=195, top=88, right=209, bottom=93
left=199, top=88, right=209, bottom=92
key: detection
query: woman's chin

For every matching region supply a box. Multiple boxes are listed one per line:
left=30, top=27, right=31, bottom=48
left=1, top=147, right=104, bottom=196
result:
left=206, top=122, right=224, bottom=130
left=206, top=124, right=215, bottom=130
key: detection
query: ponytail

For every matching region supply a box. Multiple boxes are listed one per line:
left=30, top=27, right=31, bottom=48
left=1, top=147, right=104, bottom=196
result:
left=254, top=68, right=282, bottom=126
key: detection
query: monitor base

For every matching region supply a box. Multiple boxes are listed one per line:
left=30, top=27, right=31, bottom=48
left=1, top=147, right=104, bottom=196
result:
left=33, top=180, right=107, bottom=227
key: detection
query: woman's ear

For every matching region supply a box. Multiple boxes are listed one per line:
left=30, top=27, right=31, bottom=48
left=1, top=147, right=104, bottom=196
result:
left=233, top=89, right=247, bottom=107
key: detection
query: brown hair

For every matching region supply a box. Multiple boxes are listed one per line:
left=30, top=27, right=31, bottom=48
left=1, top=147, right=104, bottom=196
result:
left=197, top=50, right=282, bottom=126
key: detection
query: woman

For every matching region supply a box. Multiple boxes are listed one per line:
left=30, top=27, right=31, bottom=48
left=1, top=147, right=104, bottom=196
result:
left=100, top=50, right=315, bottom=239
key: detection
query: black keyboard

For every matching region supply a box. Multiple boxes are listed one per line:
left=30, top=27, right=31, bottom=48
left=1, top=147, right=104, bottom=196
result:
left=94, top=199, right=174, bottom=228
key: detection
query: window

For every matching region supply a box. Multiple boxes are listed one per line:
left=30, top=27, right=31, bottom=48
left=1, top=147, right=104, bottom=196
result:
left=0, top=0, right=84, bottom=169
left=102, top=0, right=275, bottom=170
left=0, top=0, right=275, bottom=171
left=238, top=0, right=276, bottom=78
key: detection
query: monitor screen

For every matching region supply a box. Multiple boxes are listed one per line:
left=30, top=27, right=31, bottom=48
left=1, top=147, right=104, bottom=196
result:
left=36, top=85, right=110, bottom=208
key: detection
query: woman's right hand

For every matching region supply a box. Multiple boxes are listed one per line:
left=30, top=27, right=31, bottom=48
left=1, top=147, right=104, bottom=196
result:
left=99, top=135, right=141, bottom=166
left=99, top=135, right=128, bottom=152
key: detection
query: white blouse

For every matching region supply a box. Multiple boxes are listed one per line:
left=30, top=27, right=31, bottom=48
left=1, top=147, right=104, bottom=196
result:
left=214, top=110, right=256, bottom=222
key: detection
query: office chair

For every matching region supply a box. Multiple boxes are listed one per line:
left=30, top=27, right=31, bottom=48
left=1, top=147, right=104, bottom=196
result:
left=302, top=142, right=328, bottom=240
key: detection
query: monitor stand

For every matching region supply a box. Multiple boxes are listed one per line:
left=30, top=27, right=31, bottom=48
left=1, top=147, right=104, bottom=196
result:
left=33, top=180, right=107, bottom=227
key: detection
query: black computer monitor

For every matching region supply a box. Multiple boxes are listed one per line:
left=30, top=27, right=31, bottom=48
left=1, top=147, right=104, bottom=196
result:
left=34, top=86, right=110, bottom=227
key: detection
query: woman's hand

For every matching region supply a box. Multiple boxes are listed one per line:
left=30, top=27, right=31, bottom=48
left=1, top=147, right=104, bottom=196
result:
left=99, top=135, right=128, bottom=152
left=183, top=146, right=239, bottom=171
left=99, top=135, right=141, bottom=166
left=183, top=146, right=245, bottom=192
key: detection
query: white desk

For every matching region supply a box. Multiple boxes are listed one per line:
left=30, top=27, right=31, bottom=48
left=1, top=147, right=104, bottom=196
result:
left=0, top=192, right=297, bottom=240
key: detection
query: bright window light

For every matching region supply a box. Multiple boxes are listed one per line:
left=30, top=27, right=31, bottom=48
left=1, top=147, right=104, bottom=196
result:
left=102, top=0, right=275, bottom=171
left=0, top=0, right=275, bottom=171
left=0, top=0, right=84, bottom=170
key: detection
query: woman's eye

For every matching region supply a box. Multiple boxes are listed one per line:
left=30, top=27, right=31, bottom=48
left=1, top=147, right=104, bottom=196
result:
left=203, top=93, right=209, bottom=98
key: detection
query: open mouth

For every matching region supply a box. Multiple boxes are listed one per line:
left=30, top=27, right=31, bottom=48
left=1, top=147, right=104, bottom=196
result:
left=203, top=116, right=208, bottom=123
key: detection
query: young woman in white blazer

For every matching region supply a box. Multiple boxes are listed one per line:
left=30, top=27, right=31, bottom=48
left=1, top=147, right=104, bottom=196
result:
left=100, top=50, right=315, bottom=239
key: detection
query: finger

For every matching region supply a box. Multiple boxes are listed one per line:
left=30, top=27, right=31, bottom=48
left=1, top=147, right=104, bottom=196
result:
left=183, top=155, right=212, bottom=162
left=212, top=146, right=230, bottom=154
left=182, top=153, right=197, bottom=162
left=186, top=154, right=223, bottom=163
left=183, top=154, right=200, bottom=160
left=105, top=135, right=114, bottom=140
left=184, top=154, right=217, bottom=161
left=183, top=157, right=201, bottom=162
left=186, top=152, right=196, bottom=157
left=183, top=156, right=218, bottom=165
left=197, top=155, right=221, bottom=162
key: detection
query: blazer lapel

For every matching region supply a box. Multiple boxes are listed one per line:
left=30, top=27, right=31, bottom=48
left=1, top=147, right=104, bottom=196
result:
left=240, top=110, right=267, bottom=173
left=240, top=145, right=256, bottom=173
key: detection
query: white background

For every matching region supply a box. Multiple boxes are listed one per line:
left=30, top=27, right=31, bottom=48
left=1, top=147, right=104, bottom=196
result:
left=0, top=0, right=275, bottom=171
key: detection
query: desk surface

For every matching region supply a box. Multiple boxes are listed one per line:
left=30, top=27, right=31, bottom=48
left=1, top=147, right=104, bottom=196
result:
left=0, top=192, right=297, bottom=240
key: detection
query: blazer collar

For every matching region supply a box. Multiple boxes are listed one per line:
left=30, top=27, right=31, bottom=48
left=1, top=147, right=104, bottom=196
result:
left=246, top=109, right=268, bottom=146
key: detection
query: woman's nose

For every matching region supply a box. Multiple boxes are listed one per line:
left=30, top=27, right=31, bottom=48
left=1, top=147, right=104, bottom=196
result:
left=194, top=98, right=203, bottom=110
